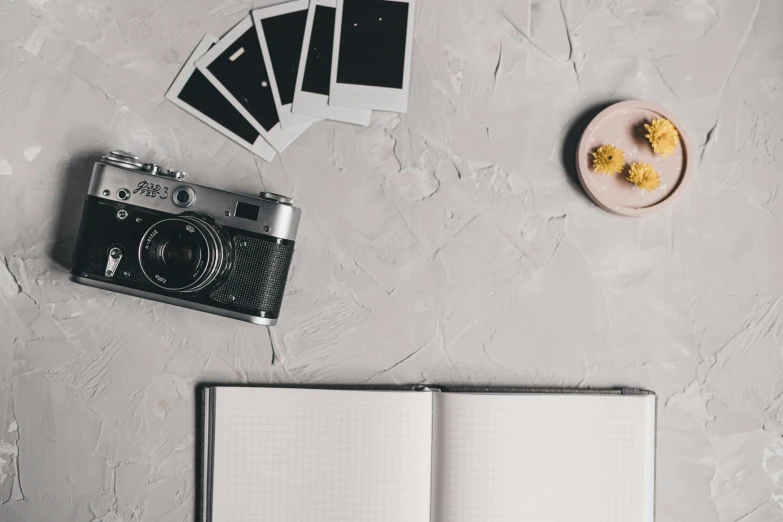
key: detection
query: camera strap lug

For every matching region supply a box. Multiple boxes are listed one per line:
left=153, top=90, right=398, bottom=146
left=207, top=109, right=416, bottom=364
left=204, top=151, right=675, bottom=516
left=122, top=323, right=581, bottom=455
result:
left=105, top=247, right=123, bottom=278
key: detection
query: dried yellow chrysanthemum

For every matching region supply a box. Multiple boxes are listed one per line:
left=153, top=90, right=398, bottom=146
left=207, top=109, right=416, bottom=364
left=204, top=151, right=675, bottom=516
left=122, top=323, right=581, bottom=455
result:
left=627, top=162, right=661, bottom=191
left=591, top=144, right=625, bottom=175
left=644, top=118, right=679, bottom=157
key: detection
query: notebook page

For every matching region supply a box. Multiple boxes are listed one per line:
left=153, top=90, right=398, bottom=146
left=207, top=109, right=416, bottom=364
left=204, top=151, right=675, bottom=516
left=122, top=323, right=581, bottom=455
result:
left=431, top=393, right=655, bottom=522
left=210, top=387, right=433, bottom=522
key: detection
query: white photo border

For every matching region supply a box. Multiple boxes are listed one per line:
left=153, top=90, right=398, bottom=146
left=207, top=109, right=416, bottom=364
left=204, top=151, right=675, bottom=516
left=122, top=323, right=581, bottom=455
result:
left=253, top=0, right=321, bottom=129
left=195, top=16, right=309, bottom=153
left=329, top=0, right=414, bottom=113
left=291, top=0, right=372, bottom=126
left=165, top=34, right=276, bottom=161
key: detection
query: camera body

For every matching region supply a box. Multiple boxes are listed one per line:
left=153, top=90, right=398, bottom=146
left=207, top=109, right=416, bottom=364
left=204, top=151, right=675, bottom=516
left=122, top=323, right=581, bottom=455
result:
left=70, top=151, right=301, bottom=325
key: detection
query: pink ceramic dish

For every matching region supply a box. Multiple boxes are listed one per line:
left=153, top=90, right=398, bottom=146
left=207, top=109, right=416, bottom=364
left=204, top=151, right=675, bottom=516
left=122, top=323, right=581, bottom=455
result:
left=576, top=100, right=693, bottom=217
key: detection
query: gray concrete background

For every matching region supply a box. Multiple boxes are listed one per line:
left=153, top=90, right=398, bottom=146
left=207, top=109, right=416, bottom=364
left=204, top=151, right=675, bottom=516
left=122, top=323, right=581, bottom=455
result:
left=1, top=0, right=782, bottom=520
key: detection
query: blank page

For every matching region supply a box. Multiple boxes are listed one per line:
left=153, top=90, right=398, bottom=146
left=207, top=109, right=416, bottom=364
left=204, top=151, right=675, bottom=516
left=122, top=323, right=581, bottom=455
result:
left=431, top=393, right=655, bottom=522
left=209, top=387, right=433, bottom=522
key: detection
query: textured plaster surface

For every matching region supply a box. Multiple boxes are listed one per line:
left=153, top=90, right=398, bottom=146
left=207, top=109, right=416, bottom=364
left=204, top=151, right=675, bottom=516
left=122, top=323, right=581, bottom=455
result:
left=1, top=0, right=782, bottom=521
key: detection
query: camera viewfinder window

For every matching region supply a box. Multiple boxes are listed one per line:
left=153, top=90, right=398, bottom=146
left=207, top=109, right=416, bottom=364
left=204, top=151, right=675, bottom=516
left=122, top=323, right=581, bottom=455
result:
left=236, top=202, right=261, bottom=221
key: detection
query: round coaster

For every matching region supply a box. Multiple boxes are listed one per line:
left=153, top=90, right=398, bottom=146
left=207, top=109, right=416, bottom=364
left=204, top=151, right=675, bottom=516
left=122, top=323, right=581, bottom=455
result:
left=576, top=100, right=693, bottom=217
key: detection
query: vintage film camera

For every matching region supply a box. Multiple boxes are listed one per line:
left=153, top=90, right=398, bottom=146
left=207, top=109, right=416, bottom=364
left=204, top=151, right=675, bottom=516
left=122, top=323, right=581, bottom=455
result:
left=70, top=151, right=301, bottom=325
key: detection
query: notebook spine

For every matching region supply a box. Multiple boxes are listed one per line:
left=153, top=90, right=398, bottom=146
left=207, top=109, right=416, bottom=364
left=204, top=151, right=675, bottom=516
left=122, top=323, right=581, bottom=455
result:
left=423, top=385, right=649, bottom=395
left=621, top=387, right=654, bottom=395
left=201, top=387, right=216, bottom=522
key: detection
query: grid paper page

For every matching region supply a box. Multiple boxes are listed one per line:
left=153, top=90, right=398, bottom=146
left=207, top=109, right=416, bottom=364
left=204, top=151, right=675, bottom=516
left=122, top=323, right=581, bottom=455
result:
left=431, top=393, right=655, bottom=522
left=211, top=388, right=432, bottom=522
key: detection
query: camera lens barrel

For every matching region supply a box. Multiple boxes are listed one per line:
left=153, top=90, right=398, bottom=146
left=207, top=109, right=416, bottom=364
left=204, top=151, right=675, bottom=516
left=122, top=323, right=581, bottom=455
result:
left=138, top=215, right=232, bottom=294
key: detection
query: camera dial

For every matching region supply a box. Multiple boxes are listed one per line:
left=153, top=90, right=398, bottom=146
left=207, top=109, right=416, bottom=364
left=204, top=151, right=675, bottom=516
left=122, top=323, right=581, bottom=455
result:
left=138, top=214, right=233, bottom=294
left=102, top=151, right=143, bottom=171
left=260, top=192, right=294, bottom=205
left=165, top=170, right=187, bottom=180
left=142, top=163, right=162, bottom=175
left=102, top=151, right=186, bottom=180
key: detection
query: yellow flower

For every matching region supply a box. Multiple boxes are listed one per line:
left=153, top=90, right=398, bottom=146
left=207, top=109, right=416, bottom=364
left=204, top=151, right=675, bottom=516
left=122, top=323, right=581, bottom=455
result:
left=627, top=162, right=661, bottom=191
left=644, top=118, right=679, bottom=157
left=592, top=144, right=625, bottom=175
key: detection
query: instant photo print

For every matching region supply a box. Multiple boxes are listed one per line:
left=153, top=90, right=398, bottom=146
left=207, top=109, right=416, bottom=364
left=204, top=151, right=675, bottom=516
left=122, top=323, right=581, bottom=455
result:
left=166, top=35, right=276, bottom=161
left=195, top=16, right=309, bottom=152
left=253, top=0, right=320, bottom=129
left=292, top=0, right=372, bottom=126
left=329, top=0, right=415, bottom=113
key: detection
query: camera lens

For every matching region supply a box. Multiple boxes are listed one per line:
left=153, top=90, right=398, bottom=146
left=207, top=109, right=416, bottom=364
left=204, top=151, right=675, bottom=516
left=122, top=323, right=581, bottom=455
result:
left=159, top=236, right=197, bottom=270
left=138, top=215, right=232, bottom=293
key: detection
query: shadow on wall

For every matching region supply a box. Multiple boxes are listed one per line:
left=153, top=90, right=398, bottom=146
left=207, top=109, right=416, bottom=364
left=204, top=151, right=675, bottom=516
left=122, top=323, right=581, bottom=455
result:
left=560, top=99, right=623, bottom=191
left=49, top=150, right=105, bottom=271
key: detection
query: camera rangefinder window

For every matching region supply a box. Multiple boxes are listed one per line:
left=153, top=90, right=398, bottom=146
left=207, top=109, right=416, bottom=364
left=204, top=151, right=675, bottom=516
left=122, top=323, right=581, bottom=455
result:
left=172, top=186, right=196, bottom=208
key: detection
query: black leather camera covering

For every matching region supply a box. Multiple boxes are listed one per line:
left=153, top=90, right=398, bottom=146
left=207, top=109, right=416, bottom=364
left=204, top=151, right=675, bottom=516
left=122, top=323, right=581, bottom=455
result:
left=71, top=196, right=294, bottom=319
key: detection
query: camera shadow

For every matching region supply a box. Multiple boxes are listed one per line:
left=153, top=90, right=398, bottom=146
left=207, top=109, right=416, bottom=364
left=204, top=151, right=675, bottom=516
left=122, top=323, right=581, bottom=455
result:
left=560, top=99, right=623, bottom=191
left=48, top=150, right=105, bottom=271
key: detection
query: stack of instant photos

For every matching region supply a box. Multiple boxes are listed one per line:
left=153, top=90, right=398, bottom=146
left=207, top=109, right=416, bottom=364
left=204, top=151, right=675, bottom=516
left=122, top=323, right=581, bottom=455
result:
left=166, top=0, right=415, bottom=161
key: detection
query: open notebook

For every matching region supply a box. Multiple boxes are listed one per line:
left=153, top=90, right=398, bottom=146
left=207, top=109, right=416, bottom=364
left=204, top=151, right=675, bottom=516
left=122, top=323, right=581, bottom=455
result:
left=201, top=386, right=656, bottom=522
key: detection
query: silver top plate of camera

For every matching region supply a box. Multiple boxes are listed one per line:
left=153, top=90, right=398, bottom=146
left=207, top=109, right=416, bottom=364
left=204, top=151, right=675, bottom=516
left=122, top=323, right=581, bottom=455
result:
left=88, top=152, right=302, bottom=241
